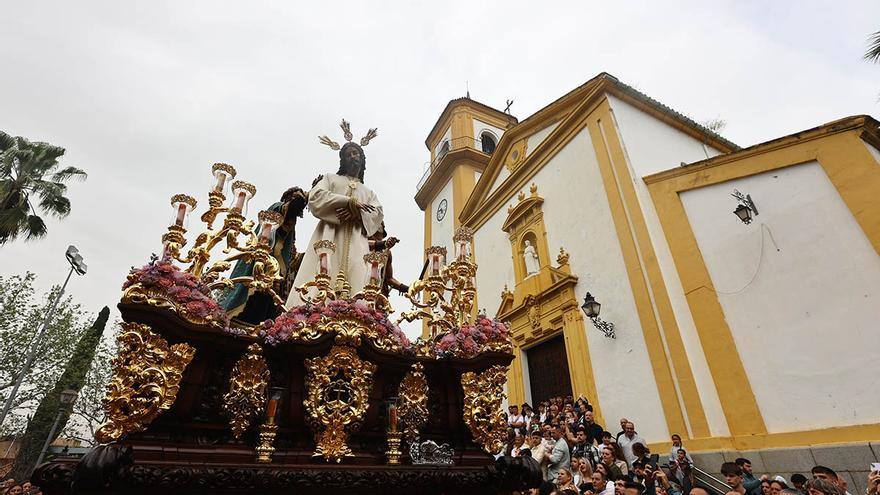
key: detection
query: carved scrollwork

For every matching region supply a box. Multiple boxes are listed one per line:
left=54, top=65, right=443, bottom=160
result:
left=397, top=362, right=428, bottom=444
left=222, top=343, right=269, bottom=438
left=95, top=322, right=196, bottom=444
left=304, top=345, right=376, bottom=463
left=321, top=316, right=403, bottom=353
left=460, top=365, right=509, bottom=455
left=121, top=283, right=224, bottom=329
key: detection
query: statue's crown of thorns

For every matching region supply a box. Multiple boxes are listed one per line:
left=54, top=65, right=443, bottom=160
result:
left=318, top=119, right=378, bottom=150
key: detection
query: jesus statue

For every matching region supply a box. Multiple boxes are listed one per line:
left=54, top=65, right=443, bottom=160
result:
left=286, top=128, right=384, bottom=307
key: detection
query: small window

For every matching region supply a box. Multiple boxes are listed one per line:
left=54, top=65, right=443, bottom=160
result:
left=481, top=132, right=497, bottom=154
left=437, top=140, right=450, bottom=161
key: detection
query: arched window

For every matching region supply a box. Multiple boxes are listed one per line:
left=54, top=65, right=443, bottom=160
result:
left=481, top=132, right=497, bottom=154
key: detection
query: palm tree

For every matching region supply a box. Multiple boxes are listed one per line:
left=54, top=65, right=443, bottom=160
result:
left=865, top=30, right=880, bottom=63
left=0, top=131, right=86, bottom=244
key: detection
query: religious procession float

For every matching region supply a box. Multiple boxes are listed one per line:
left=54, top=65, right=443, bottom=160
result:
left=33, top=122, right=541, bottom=494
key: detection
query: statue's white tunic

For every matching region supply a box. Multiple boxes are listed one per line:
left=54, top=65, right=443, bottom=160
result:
left=286, top=173, right=383, bottom=307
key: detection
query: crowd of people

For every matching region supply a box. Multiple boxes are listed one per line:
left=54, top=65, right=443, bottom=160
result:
left=504, top=395, right=880, bottom=495
left=0, top=479, right=42, bottom=495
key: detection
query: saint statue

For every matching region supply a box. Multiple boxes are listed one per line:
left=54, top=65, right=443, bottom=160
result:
left=523, top=240, right=540, bottom=276
left=222, top=186, right=308, bottom=323
left=286, top=122, right=384, bottom=307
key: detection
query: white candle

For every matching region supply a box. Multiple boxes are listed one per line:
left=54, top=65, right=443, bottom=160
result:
left=174, top=203, right=187, bottom=227
left=370, top=261, right=380, bottom=285
left=319, top=253, right=329, bottom=274
left=234, top=191, right=247, bottom=211
left=214, top=173, right=227, bottom=193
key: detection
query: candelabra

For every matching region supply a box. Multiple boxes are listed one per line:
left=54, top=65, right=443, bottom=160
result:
left=399, top=227, right=477, bottom=339
left=158, top=163, right=287, bottom=311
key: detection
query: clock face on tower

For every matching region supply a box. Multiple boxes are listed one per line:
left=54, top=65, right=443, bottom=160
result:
left=436, top=199, right=448, bottom=221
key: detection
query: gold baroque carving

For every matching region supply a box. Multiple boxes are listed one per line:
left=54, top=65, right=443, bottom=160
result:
left=505, top=139, right=528, bottom=172
left=95, top=322, right=196, bottom=444
left=222, top=343, right=269, bottom=438
left=397, top=363, right=428, bottom=444
left=321, top=316, right=403, bottom=353
left=304, top=345, right=377, bottom=463
left=461, top=365, right=509, bottom=454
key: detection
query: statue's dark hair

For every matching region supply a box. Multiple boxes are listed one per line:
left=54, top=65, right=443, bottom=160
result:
left=336, top=142, right=366, bottom=182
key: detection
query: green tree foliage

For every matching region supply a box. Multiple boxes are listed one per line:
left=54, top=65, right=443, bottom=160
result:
left=64, top=331, right=116, bottom=446
left=10, top=307, right=109, bottom=480
left=0, top=131, right=87, bottom=244
left=0, top=273, right=87, bottom=435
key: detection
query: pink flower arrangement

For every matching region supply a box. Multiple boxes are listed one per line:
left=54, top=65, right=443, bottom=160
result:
left=434, top=315, right=511, bottom=358
left=261, top=299, right=410, bottom=349
left=124, top=255, right=229, bottom=326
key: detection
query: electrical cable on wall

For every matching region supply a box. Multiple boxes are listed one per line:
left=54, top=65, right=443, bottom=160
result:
left=686, top=223, right=780, bottom=296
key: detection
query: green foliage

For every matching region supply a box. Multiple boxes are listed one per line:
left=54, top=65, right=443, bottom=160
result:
left=64, top=328, right=117, bottom=446
left=0, top=130, right=87, bottom=244
left=0, top=273, right=87, bottom=435
left=10, top=307, right=109, bottom=481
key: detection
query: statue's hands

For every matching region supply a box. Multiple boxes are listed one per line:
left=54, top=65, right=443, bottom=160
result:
left=385, top=237, right=399, bottom=248
left=355, top=201, right=375, bottom=213
left=335, top=207, right=354, bottom=223
left=311, top=174, right=324, bottom=188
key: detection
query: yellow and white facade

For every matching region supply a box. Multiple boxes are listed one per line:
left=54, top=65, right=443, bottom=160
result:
left=413, top=73, right=880, bottom=458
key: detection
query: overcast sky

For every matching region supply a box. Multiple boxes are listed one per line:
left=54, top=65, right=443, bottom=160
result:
left=2, top=1, right=878, bottom=339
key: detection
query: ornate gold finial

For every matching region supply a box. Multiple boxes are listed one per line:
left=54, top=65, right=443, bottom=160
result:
left=557, top=247, right=570, bottom=266
left=517, top=190, right=526, bottom=201
left=319, top=119, right=379, bottom=150
left=212, top=162, right=237, bottom=179
left=258, top=210, right=283, bottom=225
left=507, top=204, right=513, bottom=214
left=530, top=183, right=538, bottom=197
left=170, top=194, right=197, bottom=209
left=452, top=226, right=474, bottom=243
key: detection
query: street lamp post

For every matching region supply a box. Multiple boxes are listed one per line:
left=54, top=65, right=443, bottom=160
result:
left=32, top=388, right=79, bottom=474
left=0, top=246, right=87, bottom=427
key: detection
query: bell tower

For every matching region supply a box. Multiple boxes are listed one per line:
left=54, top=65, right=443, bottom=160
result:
left=415, top=97, right=516, bottom=337
left=415, top=97, right=516, bottom=261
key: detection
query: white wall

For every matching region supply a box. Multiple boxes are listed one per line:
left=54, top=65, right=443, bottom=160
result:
left=609, top=94, right=731, bottom=437
left=607, top=94, right=722, bottom=175
left=475, top=126, right=670, bottom=442
left=526, top=121, right=560, bottom=156
left=680, top=162, right=880, bottom=433
left=431, top=178, right=455, bottom=254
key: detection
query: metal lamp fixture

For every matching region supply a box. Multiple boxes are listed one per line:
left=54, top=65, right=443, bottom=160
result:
left=731, top=189, right=758, bottom=225
left=581, top=292, right=615, bottom=339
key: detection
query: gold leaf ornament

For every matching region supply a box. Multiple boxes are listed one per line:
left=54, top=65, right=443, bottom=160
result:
left=397, top=362, right=429, bottom=444
left=222, top=343, right=269, bottom=438
left=460, top=365, right=509, bottom=454
left=95, top=322, right=196, bottom=444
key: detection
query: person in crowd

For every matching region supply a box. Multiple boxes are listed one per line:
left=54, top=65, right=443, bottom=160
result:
left=616, top=418, right=630, bottom=440
left=735, top=458, right=763, bottom=495
left=669, top=435, right=693, bottom=464
left=576, top=397, right=593, bottom=415
left=590, top=469, right=616, bottom=495
left=566, top=426, right=589, bottom=458
left=581, top=410, right=604, bottom=446
left=866, top=470, right=879, bottom=495
left=669, top=449, right=693, bottom=494
left=5, top=485, right=22, bottom=495
left=598, top=431, right=614, bottom=453
left=601, top=446, right=626, bottom=480
left=779, top=489, right=801, bottom=495
left=804, top=479, right=840, bottom=495
left=632, top=461, right=648, bottom=486
left=618, top=422, right=646, bottom=466
left=790, top=474, right=807, bottom=493
left=522, top=403, right=535, bottom=431
left=528, top=430, right=549, bottom=478
left=557, top=467, right=580, bottom=493
left=631, top=443, right=652, bottom=466
left=547, top=404, right=561, bottom=425
left=574, top=454, right=594, bottom=488
left=509, top=404, right=526, bottom=436
left=722, top=462, right=748, bottom=495
left=548, top=423, right=572, bottom=482
left=811, top=466, right=850, bottom=495
left=689, top=487, right=710, bottom=495
left=761, top=479, right=771, bottom=495
left=653, top=470, right=682, bottom=495
left=624, top=481, right=645, bottom=495
left=615, top=479, right=627, bottom=495
left=770, top=479, right=789, bottom=495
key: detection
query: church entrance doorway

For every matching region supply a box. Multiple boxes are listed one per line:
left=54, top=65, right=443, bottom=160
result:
left=526, top=335, right=572, bottom=403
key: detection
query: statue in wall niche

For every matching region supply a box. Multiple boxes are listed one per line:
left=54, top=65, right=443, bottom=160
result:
left=523, top=240, right=540, bottom=276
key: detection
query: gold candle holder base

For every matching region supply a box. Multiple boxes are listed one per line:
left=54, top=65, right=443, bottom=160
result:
left=256, top=421, right=278, bottom=463
left=386, top=430, right=403, bottom=465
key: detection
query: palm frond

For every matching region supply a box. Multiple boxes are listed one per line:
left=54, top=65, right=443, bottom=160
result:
left=50, top=166, right=86, bottom=182
left=865, top=31, right=880, bottom=63
left=0, top=131, right=14, bottom=153
left=24, top=214, right=47, bottom=241
left=38, top=194, right=70, bottom=218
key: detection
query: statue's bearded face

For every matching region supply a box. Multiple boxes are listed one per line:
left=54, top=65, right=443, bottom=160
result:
left=342, top=146, right=365, bottom=176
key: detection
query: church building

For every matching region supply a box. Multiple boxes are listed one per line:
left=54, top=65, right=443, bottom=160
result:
left=414, top=72, right=880, bottom=477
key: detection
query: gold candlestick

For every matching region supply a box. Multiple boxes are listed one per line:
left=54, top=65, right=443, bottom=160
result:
left=256, top=420, right=278, bottom=463
left=385, top=430, right=403, bottom=466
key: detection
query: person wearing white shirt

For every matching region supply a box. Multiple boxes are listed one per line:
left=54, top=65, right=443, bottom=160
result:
left=590, top=470, right=615, bottom=495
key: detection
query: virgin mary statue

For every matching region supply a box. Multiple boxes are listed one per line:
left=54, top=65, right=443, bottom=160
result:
left=286, top=131, right=383, bottom=307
